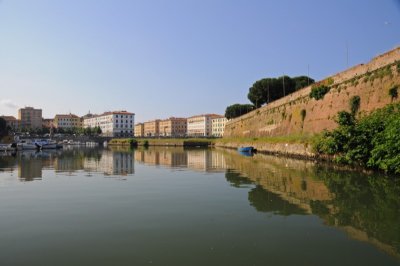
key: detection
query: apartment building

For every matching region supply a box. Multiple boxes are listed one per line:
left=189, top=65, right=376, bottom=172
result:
left=83, top=110, right=134, bottom=137
left=144, top=120, right=160, bottom=137
left=159, top=117, right=187, bottom=137
left=54, top=114, right=82, bottom=129
left=18, top=107, right=42, bottom=129
left=187, top=114, right=222, bottom=137
left=0, top=116, right=19, bottom=130
left=211, top=117, right=228, bottom=137
left=134, top=123, right=144, bottom=137
left=42, top=118, right=54, bottom=129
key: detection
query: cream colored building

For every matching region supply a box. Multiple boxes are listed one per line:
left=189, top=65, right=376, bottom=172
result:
left=134, top=123, right=144, bottom=137
left=83, top=110, right=134, bottom=137
left=84, top=149, right=134, bottom=176
left=159, top=117, right=187, bottom=137
left=144, top=120, right=160, bottom=137
left=18, top=107, right=42, bottom=129
left=54, top=114, right=82, bottom=129
left=211, top=117, right=228, bottom=137
left=0, top=116, right=19, bottom=130
left=187, top=114, right=222, bottom=137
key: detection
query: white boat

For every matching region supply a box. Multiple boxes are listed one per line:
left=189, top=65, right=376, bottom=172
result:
left=34, top=139, right=57, bottom=149
left=0, top=143, right=15, bottom=151
left=17, top=139, right=37, bottom=150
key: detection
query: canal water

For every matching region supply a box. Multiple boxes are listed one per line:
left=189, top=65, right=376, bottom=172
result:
left=0, top=147, right=399, bottom=266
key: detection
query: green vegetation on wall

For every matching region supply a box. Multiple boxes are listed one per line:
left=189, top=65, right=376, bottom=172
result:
left=309, top=85, right=330, bottom=100
left=389, top=86, right=398, bottom=101
left=314, top=103, right=400, bottom=174
left=300, top=109, right=306, bottom=121
left=349, top=95, right=361, bottom=115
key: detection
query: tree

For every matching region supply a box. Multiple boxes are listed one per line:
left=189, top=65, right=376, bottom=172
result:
left=247, top=75, right=314, bottom=107
left=95, top=126, right=102, bottom=135
left=225, top=104, right=255, bottom=119
left=0, top=117, right=7, bottom=137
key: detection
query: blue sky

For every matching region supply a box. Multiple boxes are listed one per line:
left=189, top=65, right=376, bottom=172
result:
left=0, top=0, right=399, bottom=122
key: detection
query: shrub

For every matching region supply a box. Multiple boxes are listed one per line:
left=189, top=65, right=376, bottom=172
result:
left=314, top=103, right=400, bottom=174
left=349, top=95, right=361, bottom=115
left=389, top=86, right=398, bottom=100
left=310, top=85, right=330, bottom=100
left=336, top=111, right=355, bottom=126
left=300, top=109, right=306, bottom=121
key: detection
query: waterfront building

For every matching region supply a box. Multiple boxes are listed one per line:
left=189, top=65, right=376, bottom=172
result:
left=83, top=110, right=134, bottom=137
left=134, top=123, right=144, bottom=137
left=18, top=107, right=42, bottom=129
left=211, top=117, right=228, bottom=137
left=0, top=116, right=19, bottom=130
left=54, top=114, right=82, bottom=129
left=144, top=120, right=160, bottom=137
left=42, top=118, right=54, bottom=129
left=187, top=114, right=222, bottom=137
left=159, top=117, right=187, bottom=137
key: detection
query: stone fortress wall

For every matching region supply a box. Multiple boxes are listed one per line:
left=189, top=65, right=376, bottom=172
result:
left=224, top=47, right=400, bottom=138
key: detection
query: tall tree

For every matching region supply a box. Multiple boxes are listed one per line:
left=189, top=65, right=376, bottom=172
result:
left=225, top=104, right=255, bottom=119
left=0, top=117, right=7, bottom=137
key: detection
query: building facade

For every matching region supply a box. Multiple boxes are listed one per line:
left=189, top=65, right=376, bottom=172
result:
left=83, top=111, right=134, bottom=137
left=187, top=114, right=222, bottom=137
left=211, top=117, right=227, bottom=137
left=18, top=107, right=42, bottom=129
left=0, top=116, right=19, bottom=130
left=134, top=123, right=144, bottom=137
left=144, top=120, right=160, bottom=137
left=54, top=114, right=82, bottom=129
left=42, top=118, right=54, bottom=129
left=159, top=117, right=187, bottom=137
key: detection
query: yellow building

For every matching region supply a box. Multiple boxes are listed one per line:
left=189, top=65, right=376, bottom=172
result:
left=212, top=117, right=228, bottom=137
left=144, top=120, right=160, bottom=137
left=134, top=123, right=144, bottom=137
left=54, top=114, right=82, bottom=129
left=18, top=107, right=42, bottom=129
left=159, top=117, right=187, bottom=137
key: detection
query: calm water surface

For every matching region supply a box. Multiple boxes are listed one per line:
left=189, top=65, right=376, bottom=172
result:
left=0, top=147, right=399, bottom=266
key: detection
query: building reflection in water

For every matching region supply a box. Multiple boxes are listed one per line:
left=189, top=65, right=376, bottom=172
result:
left=83, top=149, right=135, bottom=176
left=0, top=146, right=398, bottom=259
left=134, top=147, right=226, bottom=173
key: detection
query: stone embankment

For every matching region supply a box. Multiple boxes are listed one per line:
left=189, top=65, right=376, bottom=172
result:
left=224, top=47, right=400, bottom=138
left=221, top=46, right=400, bottom=158
left=215, top=141, right=315, bottom=159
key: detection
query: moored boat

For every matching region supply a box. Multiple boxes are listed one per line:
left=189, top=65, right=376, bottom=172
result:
left=34, top=139, right=57, bottom=149
left=238, top=146, right=254, bottom=153
left=17, top=139, right=37, bottom=150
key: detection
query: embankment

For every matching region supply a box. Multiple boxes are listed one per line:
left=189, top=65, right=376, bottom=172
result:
left=221, top=47, right=400, bottom=157
left=224, top=47, right=400, bottom=138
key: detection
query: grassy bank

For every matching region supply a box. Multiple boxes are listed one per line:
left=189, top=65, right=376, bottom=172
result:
left=217, top=134, right=315, bottom=145
left=109, top=138, right=215, bottom=147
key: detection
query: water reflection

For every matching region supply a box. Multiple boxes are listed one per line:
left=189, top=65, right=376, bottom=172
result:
left=0, top=146, right=399, bottom=260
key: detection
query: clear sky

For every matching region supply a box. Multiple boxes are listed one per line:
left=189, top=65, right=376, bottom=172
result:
left=0, top=0, right=399, bottom=122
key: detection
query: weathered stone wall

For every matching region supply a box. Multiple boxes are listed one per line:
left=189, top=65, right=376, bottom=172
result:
left=224, top=47, right=400, bottom=137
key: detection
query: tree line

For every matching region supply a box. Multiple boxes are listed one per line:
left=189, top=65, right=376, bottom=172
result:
left=225, top=75, right=314, bottom=119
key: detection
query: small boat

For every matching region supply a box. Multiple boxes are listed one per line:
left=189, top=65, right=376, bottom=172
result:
left=17, top=139, right=37, bottom=150
left=238, top=146, right=254, bottom=153
left=34, top=139, right=57, bottom=150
